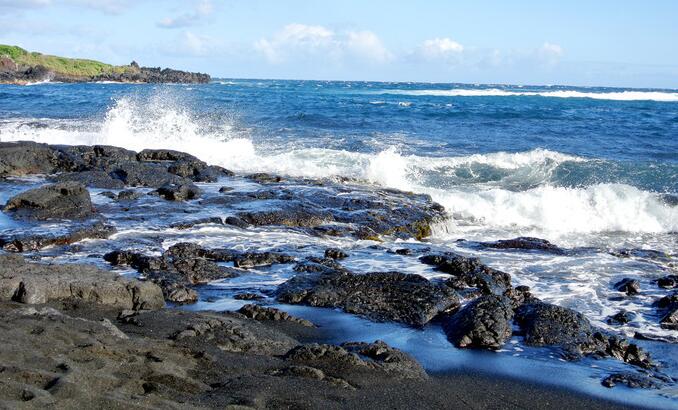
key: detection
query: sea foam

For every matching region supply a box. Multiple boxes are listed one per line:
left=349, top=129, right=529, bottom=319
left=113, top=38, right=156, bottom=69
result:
left=379, top=88, right=678, bottom=102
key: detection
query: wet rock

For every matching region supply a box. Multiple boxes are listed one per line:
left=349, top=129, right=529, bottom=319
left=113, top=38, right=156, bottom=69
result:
left=0, top=222, right=116, bottom=252
left=234, top=293, right=265, bottom=301
left=515, top=302, right=599, bottom=355
left=117, top=189, right=142, bottom=201
left=324, top=248, right=349, bottom=260
left=479, top=237, right=565, bottom=254
left=171, top=257, right=240, bottom=283
left=660, top=309, right=678, bottom=330
left=657, top=275, right=678, bottom=289
left=237, top=206, right=332, bottom=228
left=218, top=186, right=234, bottom=193
left=52, top=170, right=125, bottom=189
left=156, top=182, right=201, bottom=201
left=233, top=252, right=295, bottom=268
left=655, top=292, right=678, bottom=310
left=504, top=285, right=539, bottom=309
left=0, top=141, right=73, bottom=176
left=614, top=278, right=640, bottom=295
left=602, top=372, right=663, bottom=389
left=238, top=304, right=314, bottom=327
left=277, top=270, right=460, bottom=326
left=107, top=162, right=185, bottom=188
left=224, top=215, right=249, bottom=228
left=293, top=257, right=347, bottom=274
left=136, top=149, right=199, bottom=163
left=394, top=248, right=413, bottom=255
left=442, top=295, right=514, bottom=349
left=516, top=302, right=653, bottom=367
left=3, top=182, right=93, bottom=220
left=607, top=310, right=636, bottom=325
left=247, top=173, right=283, bottom=183
left=169, top=216, right=223, bottom=229
left=0, top=254, right=164, bottom=309
left=163, top=284, right=199, bottom=304
left=420, top=253, right=512, bottom=295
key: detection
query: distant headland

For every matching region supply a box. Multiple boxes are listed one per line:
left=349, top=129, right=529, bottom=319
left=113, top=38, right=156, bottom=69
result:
left=0, top=44, right=210, bottom=84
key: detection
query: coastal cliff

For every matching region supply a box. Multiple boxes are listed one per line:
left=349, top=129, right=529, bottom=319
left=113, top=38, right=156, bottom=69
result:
left=0, top=45, right=210, bottom=84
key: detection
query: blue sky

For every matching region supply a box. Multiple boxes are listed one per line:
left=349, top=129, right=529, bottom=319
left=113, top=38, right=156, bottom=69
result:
left=1, top=0, right=677, bottom=88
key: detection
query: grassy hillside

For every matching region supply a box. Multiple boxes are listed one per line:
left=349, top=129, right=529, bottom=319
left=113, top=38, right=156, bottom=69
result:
left=0, top=44, right=134, bottom=77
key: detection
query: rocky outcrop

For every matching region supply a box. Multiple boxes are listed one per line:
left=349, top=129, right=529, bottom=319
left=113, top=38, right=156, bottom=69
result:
left=478, top=237, right=565, bottom=254
left=277, top=269, right=460, bottom=327
left=0, top=221, right=116, bottom=252
left=420, top=252, right=512, bottom=295
left=3, top=182, right=93, bottom=220
left=442, top=295, right=514, bottom=349
left=0, top=254, right=163, bottom=309
left=515, top=302, right=653, bottom=367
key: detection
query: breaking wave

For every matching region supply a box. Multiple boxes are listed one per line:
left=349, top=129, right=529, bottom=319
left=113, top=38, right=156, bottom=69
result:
left=1, top=94, right=675, bottom=237
left=378, top=88, right=678, bottom=102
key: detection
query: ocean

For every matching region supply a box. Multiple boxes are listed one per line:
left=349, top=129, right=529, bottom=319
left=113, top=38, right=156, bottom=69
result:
left=1, top=80, right=677, bottom=405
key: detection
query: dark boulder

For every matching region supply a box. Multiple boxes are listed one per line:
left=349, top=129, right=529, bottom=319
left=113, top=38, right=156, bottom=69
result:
left=654, top=292, right=678, bottom=310
left=479, top=237, right=565, bottom=254
left=443, top=294, right=514, bottom=349
left=169, top=217, right=223, bottom=230
left=657, top=275, right=678, bottom=289
left=515, top=302, right=599, bottom=355
left=420, top=253, right=512, bottom=295
left=516, top=302, right=653, bottom=367
left=52, top=170, right=126, bottom=189
left=233, top=293, right=265, bottom=301
left=3, top=182, right=92, bottom=220
left=607, top=310, right=636, bottom=326
left=277, top=270, right=460, bottom=327
left=237, top=304, right=314, bottom=327
left=233, top=252, right=295, bottom=268
left=614, top=278, right=640, bottom=295
left=325, top=248, right=349, bottom=260
left=136, top=149, right=199, bottom=162
left=107, top=162, right=185, bottom=188
left=660, top=309, right=678, bottom=330
left=0, top=141, right=72, bottom=176
left=224, top=216, right=249, bottom=229
left=237, top=206, right=332, bottom=228
left=156, top=182, right=202, bottom=201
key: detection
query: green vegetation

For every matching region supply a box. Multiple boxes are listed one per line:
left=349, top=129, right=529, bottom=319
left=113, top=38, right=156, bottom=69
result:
left=0, top=44, right=135, bottom=77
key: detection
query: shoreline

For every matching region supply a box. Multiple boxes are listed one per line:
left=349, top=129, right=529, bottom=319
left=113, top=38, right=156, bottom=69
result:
left=0, top=140, right=676, bottom=408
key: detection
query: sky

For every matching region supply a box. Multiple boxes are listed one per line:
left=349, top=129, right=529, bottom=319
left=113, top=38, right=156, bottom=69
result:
left=1, top=0, right=677, bottom=88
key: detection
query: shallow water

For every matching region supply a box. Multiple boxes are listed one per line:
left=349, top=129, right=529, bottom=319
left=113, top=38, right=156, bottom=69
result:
left=1, top=80, right=677, bottom=407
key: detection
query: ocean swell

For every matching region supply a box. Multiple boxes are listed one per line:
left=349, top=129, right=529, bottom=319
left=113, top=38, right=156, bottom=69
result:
left=1, top=94, right=675, bottom=237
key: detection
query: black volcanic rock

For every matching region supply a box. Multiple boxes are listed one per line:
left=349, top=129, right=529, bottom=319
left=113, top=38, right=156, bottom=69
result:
left=443, top=294, right=514, bottom=349
left=479, top=237, right=565, bottom=254
left=277, top=270, right=460, bottom=327
left=614, top=278, right=641, bottom=295
left=420, top=252, right=512, bottom=295
left=3, top=182, right=93, bottom=220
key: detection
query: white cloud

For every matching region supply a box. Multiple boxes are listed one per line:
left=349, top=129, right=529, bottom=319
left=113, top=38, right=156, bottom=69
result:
left=345, top=30, right=392, bottom=63
left=419, top=37, right=464, bottom=59
left=538, top=42, right=564, bottom=66
left=158, top=0, right=214, bottom=29
left=179, top=31, right=211, bottom=56
left=255, top=24, right=392, bottom=65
